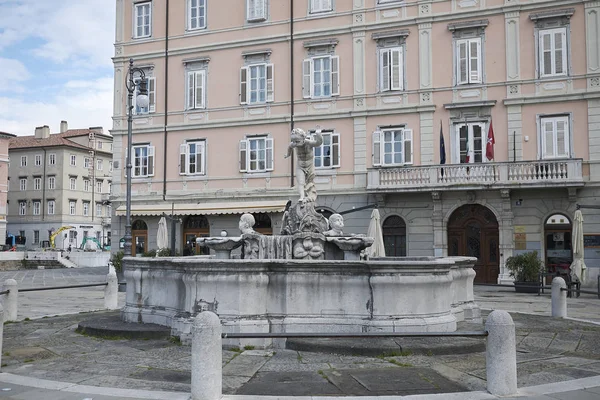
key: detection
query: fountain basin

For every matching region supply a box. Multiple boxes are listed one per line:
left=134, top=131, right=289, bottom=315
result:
left=121, top=256, right=478, bottom=347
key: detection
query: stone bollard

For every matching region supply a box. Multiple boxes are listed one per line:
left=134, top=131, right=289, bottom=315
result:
left=551, top=277, right=567, bottom=318
left=191, top=311, right=222, bottom=400
left=104, top=266, right=119, bottom=310
left=0, top=303, right=3, bottom=371
left=4, top=279, right=18, bottom=322
left=486, top=310, right=517, bottom=396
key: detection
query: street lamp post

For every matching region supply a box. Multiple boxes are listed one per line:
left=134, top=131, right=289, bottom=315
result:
left=124, top=59, right=149, bottom=257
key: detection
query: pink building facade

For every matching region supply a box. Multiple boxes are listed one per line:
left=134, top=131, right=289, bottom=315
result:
left=112, top=0, right=600, bottom=284
left=0, top=132, right=15, bottom=242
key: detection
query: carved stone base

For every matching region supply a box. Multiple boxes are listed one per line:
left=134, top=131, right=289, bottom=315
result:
left=281, top=201, right=328, bottom=235
left=292, top=232, right=326, bottom=260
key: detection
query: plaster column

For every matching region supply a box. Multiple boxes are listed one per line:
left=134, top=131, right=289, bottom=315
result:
left=588, top=99, right=600, bottom=177
left=486, top=310, right=517, bottom=396
left=420, top=112, right=434, bottom=165
left=191, top=311, right=222, bottom=400
left=4, top=279, right=17, bottom=322
left=354, top=117, right=368, bottom=188
left=551, top=277, right=567, bottom=318
left=507, top=105, right=523, bottom=162
left=432, top=192, right=445, bottom=257
left=585, top=2, right=600, bottom=83
left=418, top=21, right=433, bottom=106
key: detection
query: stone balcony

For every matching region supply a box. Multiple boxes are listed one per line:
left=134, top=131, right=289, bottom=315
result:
left=367, top=159, right=584, bottom=192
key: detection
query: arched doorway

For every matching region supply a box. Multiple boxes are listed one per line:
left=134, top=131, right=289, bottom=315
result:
left=183, top=215, right=210, bottom=256
left=383, top=216, right=406, bottom=256
left=544, top=213, right=572, bottom=278
left=448, top=204, right=499, bottom=284
left=253, top=213, right=272, bottom=235
left=132, top=220, right=147, bottom=257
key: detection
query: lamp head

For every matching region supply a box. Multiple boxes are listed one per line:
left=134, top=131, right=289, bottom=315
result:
left=136, top=77, right=149, bottom=108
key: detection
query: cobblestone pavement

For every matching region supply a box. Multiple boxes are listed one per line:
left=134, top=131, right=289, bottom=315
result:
left=0, top=267, right=599, bottom=399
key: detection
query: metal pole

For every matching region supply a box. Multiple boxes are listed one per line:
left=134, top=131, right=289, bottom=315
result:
left=124, top=58, right=134, bottom=257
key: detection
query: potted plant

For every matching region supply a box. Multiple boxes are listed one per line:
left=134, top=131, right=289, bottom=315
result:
left=505, top=251, right=544, bottom=293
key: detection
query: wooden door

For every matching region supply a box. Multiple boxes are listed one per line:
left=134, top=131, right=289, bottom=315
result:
left=448, top=205, right=499, bottom=284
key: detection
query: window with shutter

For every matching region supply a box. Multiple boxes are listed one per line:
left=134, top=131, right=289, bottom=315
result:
left=187, top=71, right=205, bottom=110
left=134, top=76, right=156, bottom=114
left=304, top=55, right=338, bottom=99
left=379, top=47, right=403, bottom=92
left=539, top=27, right=567, bottom=78
left=134, top=2, right=152, bottom=38
left=540, top=116, right=570, bottom=159
left=455, top=38, right=481, bottom=85
left=313, top=131, right=341, bottom=169
left=240, top=67, right=248, bottom=104
left=375, top=128, right=414, bottom=166
left=240, top=137, right=272, bottom=173
left=132, top=144, right=156, bottom=177
left=310, top=0, right=333, bottom=13
left=180, top=141, right=206, bottom=175
left=188, top=0, right=206, bottom=30
left=247, top=0, right=267, bottom=21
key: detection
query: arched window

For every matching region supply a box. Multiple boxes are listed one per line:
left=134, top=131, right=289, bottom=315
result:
left=383, top=215, right=406, bottom=256
left=132, top=220, right=148, bottom=256
left=183, top=215, right=210, bottom=256
left=253, top=213, right=272, bottom=235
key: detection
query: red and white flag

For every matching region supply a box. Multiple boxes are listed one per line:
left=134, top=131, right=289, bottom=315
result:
left=486, top=120, right=495, bottom=161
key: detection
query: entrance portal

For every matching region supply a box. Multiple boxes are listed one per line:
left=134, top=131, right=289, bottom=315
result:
left=448, top=204, right=499, bottom=284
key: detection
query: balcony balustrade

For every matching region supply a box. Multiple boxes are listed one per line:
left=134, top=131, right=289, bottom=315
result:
left=367, top=159, right=584, bottom=192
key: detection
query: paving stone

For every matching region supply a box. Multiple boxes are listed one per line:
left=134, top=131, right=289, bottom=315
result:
left=235, top=371, right=343, bottom=396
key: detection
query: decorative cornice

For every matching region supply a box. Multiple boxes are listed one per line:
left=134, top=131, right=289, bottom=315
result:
left=241, top=49, right=272, bottom=57
left=529, top=8, right=575, bottom=21
left=443, top=100, right=497, bottom=109
left=371, top=29, right=410, bottom=41
left=182, top=56, right=210, bottom=65
left=447, top=19, right=489, bottom=32
left=303, top=38, right=339, bottom=48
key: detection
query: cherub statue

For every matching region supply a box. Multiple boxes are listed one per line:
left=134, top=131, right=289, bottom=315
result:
left=239, top=213, right=257, bottom=235
left=284, top=126, right=323, bottom=203
left=324, top=213, right=344, bottom=236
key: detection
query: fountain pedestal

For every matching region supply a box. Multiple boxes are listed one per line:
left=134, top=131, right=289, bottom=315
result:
left=327, top=236, right=374, bottom=260
left=197, top=237, right=242, bottom=259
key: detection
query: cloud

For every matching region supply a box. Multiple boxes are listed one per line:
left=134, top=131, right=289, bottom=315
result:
left=0, top=0, right=115, bottom=66
left=0, top=58, right=30, bottom=92
left=0, top=76, right=114, bottom=136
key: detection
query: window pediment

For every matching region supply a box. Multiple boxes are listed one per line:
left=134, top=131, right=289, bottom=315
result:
left=372, top=29, right=410, bottom=41
left=303, top=38, right=339, bottom=49
left=447, top=19, right=489, bottom=32
left=529, top=8, right=574, bottom=22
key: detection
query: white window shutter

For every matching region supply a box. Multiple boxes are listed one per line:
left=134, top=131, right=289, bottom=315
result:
left=540, top=31, right=551, bottom=77
left=373, top=131, right=382, bottom=166
left=470, top=39, right=482, bottom=83
left=195, top=71, right=205, bottom=109
left=457, top=41, right=468, bottom=85
left=324, top=0, right=332, bottom=10
left=404, top=129, right=413, bottom=164
left=239, top=140, right=248, bottom=172
left=556, top=29, right=567, bottom=75
left=148, top=77, right=156, bottom=112
left=148, top=146, right=155, bottom=176
left=332, top=133, right=340, bottom=167
left=302, top=59, right=312, bottom=98
left=187, top=72, right=195, bottom=109
left=266, top=137, right=274, bottom=171
left=180, top=144, right=187, bottom=175
left=379, top=49, right=390, bottom=92
left=391, top=48, right=403, bottom=90
left=266, top=63, right=274, bottom=102
left=331, top=55, right=340, bottom=96
left=240, top=67, right=248, bottom=104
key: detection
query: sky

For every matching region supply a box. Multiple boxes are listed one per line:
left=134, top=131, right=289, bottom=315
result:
left=0, top=0, right=115, bottom=137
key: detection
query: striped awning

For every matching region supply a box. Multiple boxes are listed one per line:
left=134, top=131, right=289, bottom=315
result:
left=115, top=200, right=288, bottom=217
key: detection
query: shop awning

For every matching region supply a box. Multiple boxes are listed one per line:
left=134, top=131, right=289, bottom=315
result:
left=115, top=200, right=289, bottom=217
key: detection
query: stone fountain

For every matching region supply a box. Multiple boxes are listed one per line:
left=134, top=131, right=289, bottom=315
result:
left=121, top=127, right=480, bottom=346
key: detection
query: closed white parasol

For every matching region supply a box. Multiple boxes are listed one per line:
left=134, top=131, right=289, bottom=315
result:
left=367, top=209, right=386, bottom=258
left=570, top=209, right=587, bottom=284
left=157, top=216, right=169, bottom=250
